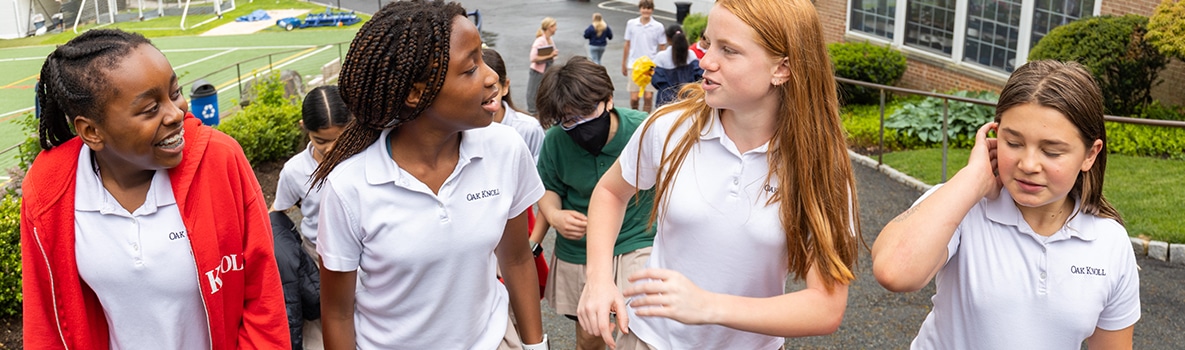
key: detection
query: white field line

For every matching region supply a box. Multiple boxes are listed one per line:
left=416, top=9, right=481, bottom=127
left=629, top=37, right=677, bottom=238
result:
left=0, top=107, right=34, bottom=120
left=2, top=45, right=317, bottom=62
left=216, top=44, right=332, bottom=96
left=173, top=48, right=238, bottom=70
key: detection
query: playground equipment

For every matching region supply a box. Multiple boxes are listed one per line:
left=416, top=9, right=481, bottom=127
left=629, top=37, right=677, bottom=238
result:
left=276, top=7, right=359, bottom=31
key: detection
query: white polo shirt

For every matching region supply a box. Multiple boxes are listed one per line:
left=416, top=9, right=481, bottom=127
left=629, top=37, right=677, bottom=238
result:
left=316, top=124, right=544, bottom=349
left=497, top=101, right=545, bottom=161
left=618, top=109, right=787, bottom=350
left=624, top=17, right=666, bottom=66
left=273, top=142, right=323, bottom=243
left=911, top=185, right=1141, bottom=349
left=73, top=146, right=210, bottom=350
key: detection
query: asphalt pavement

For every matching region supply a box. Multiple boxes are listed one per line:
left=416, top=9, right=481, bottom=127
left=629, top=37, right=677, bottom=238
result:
left=320, top=0, right=1184, bottom=348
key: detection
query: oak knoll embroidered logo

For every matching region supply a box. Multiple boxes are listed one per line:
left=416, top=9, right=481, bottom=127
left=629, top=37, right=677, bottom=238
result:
left=466, top=188, right=501, bottom=201
left=205, top=254, right=245, bottom=293
left=1070, top=265, right=1106, bottom=276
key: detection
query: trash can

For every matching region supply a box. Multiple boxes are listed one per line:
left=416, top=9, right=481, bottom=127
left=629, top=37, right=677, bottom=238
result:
left=190, top=79, right=219, bottom=126
left=675, top=2, right=693, bottom=24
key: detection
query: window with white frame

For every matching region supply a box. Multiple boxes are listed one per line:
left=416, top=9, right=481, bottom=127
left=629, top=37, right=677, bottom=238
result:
left=963, top=0, right=1022, bottom=72
left=847, top=0, right=1098, bottom=74
left=905, top=0, right=957, bottom=55
left=850, top=0, right=897, bottom=40
left=1031, top=0, right=1096, bottom=47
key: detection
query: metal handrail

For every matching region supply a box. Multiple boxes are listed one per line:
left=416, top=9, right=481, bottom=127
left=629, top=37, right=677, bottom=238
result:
left=835, top=76, right=1185, bottom=181
left=180, top=41, right=350, bottom=103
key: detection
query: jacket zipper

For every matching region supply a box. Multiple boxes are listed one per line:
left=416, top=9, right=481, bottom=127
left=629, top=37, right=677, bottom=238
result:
left=33, top=227, right=71, bottom=349
left=189, top=249, right=215, bottom=350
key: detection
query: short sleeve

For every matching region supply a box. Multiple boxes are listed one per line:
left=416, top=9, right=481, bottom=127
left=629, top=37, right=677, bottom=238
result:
left=1097, top=243, right=1141, bottom=330
left=272, top=166, right=301, bottom=210
left=618, top=116, right=663, bottom=190
left=509, top=139, right=545, bottom=220
left=623, top=21, right=635, bottom=41
left=914, top=184, right=962, bottom=263
left=316, top=178, right=364, bottom=272
left=524, top=126, right=545, bottom=162
left=536, top=133, right=567, bottom=198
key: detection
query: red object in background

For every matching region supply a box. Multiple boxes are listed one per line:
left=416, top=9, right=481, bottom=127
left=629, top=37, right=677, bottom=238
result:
left=690, top=41, right=706, bottom=59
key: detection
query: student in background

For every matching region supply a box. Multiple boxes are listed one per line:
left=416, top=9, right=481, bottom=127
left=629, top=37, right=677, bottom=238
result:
left=872, top=60, right=1139, bottom=349
left=621, top=0, right=666, bottom=113
left=22, top=28, right=288, bottom=349
left=650, top=24, right=702, bottom=108
left=483, top=48, right=545, bottom=160
left=484, top=47, right=550, bottom=297
left=272, top=85, right=353, bottom=350
left=583, top=13, right=613, bottom=65
left=527, top=17, right=560, bottom=115
left=534, top=56, right=655, bottom=350
left=313, top=1, right=547, bottom=349
left=579, top=0, right=862, bottom=348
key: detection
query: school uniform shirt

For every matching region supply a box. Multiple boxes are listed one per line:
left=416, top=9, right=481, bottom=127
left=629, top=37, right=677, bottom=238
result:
left=497, top=101, right=546, bottom=161
left=74, top=146, right=209, bottom=350
left=624, top=17, right=666, bottom=67
left=911, top=185, right=1141, bottom=349
left=617, top=108, right=788, bottom=350
left=21, top=116, right=289, bottom=350
left=537, top=107, right=655, bottom=265
left=273, top=142, right=323, bottom=243
left=316, top=123, right=544, bottom=349
left=652, top=48, right=699, bottom=69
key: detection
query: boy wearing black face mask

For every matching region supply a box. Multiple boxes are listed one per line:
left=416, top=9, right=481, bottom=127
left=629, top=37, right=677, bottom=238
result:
left=533, top=56, right=655, bottom=350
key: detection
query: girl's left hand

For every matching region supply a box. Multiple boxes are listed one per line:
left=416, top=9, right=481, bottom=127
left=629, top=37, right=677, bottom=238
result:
left=622, top=268, right=716, bottom=325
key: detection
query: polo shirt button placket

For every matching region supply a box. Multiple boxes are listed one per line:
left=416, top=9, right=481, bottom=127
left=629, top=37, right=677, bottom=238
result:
left=438, top=202, right=448, bottom=222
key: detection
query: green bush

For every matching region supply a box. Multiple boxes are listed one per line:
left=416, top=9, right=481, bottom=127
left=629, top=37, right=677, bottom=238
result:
left=0, top=195, right=21, bottom=318
left=216, top=73, right=303, bottom=165
left=682, top=13, right=707, bottom=43
left=885, top=91, right=999, bottom=148
left=1146, top=0, right=1185, bottom=60
left=841, top=103, right=924, bottom=152
left=1139, top=101, right=1185, bottom=121
left=1106, top=121, right=1185, bottom=159
left=829, top=41, right=908, bottom=105
left=1029, top=15, right=1169, bottom=117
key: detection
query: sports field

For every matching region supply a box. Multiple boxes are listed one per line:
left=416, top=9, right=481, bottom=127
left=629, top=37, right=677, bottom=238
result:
left=0, top=28, right=360, bottom=170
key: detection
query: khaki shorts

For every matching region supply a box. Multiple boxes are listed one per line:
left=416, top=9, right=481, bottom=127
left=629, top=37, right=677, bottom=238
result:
left=545, top=247, right=652, bottom=317
left=626, top=68, right=646, bottom=93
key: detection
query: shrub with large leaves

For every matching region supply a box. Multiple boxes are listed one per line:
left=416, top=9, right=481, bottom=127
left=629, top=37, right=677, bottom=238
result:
left=885, top=91, right=998, bottom=148
left=1029, top=15, right=1169, bottom=117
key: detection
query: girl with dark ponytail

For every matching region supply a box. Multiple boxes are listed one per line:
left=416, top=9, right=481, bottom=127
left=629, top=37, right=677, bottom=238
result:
left=312, top=1, right=548, bottom=349
left=650, top=23, right=702, bottom=107
left=23, top=28, right=288, bottom=349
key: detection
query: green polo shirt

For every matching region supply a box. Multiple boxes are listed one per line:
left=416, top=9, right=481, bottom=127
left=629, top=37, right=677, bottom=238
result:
left=537, top=107, right=655, bottom=264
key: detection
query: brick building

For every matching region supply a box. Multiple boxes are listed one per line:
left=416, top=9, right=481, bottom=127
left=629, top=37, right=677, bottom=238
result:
left=815, top=0, right=1184, bottom=108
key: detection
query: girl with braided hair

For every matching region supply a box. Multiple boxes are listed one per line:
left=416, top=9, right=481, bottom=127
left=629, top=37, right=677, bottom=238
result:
left=21, top=29, right=289, bottom=349
left=312, top=1, right=548, bottom=349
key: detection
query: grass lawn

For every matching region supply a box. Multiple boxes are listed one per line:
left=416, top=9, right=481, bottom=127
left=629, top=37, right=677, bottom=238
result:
left=879, top=148, right=1185, bottom=243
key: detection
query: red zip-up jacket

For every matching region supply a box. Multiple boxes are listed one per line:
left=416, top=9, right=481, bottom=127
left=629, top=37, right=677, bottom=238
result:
left=20, top=117, right=290, bottom=349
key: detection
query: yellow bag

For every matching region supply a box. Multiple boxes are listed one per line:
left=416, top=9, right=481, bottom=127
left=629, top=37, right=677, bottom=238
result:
left=631, top=56, right=656, bottom=98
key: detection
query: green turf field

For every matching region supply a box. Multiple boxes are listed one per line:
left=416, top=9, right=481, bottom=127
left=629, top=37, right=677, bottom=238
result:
left=0, top=27, right=360, bottom=170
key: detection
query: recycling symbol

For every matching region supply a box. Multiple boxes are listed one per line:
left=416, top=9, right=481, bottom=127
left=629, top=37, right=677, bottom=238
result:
left=202, top=104, right=217, bottom=120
